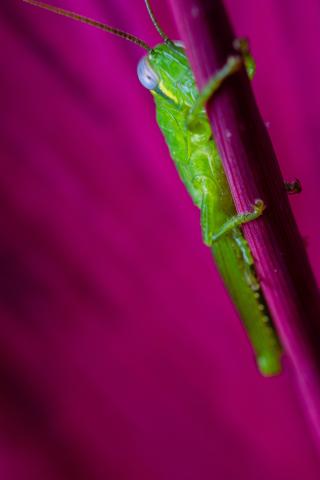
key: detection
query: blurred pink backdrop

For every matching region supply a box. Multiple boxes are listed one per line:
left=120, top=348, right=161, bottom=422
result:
left=0, top=0, right=320, bottom=478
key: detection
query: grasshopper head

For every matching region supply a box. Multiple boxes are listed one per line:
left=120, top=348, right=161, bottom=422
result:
left=23, top=1, right=195, bottom=105
left=137, top=42, right=196, bottom=106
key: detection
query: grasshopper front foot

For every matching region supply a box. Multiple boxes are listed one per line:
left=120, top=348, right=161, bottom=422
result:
left=212, top=199, right=265, bottom=244
left=233, top=37, right=256, bottom=80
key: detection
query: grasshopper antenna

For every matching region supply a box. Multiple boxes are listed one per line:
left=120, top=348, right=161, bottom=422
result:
left=22, top=0, right=151, bottom=51
left=144, top=0, right=172, bottom=44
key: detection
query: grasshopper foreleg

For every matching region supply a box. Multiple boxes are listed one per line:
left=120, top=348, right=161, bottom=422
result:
left=211, top=199, right=265, bottom=244
left=186, top=56, right=242, bottom=129
left=232, top=228, right=260, bottom=291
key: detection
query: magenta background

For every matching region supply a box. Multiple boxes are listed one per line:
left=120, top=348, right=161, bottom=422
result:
left=1, top=1, right=320, bottom=478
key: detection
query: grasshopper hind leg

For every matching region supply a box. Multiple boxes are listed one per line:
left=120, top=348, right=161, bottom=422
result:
left=232, top=228, right=260, bottom=291
left=200, top=191, right=215, bottom=247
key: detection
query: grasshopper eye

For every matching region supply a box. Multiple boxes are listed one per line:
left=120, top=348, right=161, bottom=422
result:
left=137, top=56, right=159, bottom=90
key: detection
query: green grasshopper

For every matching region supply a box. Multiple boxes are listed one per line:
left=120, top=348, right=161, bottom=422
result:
left=23, top=0, right=295, bottom=376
